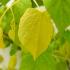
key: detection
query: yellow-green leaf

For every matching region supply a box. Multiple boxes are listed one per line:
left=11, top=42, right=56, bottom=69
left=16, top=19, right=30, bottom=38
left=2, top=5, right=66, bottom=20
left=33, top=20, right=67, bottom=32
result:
left=18, top=8, right=54, bottom=60
left=8, top=21, right=15, bottom=41
left=0, top=27, right=4, bottom=48
left=8, top=55, right=17, bottom=70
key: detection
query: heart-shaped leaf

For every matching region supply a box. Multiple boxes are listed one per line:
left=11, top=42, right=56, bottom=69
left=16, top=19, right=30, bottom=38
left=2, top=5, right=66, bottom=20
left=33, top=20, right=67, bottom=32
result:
left=18, top=8, right=54, bottom=60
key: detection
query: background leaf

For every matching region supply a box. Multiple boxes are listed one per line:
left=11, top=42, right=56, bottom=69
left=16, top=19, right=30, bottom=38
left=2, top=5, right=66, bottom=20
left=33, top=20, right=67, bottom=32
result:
left=2, top=9, right=13, bottom=33
left=12, top=0, right=32, bottom=24
left=43, top=0, right=70, bottom=32
left=0, top=0, right=9, bottom=5
left=20, top=53, right=34, bottom=70
left=63, top=30, right=70, bottom=43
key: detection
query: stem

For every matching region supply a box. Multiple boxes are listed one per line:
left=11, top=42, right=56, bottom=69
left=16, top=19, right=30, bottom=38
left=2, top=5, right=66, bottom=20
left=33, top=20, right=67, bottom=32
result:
left=0, top=8, right=9, bottom=25
left=10, top=7, right=15, bottom=23
left=33, top=0, right=39, bottom=8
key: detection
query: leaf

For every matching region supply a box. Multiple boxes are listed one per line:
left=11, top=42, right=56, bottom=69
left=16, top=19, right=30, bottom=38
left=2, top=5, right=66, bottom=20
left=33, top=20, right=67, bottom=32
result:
left=0, top=5, right=5, bottom=15
left=35, top=53, right=67, bottom=70
left=0, top=27, right=4, bottom=48
left=18, top=8, right=54, bottom=60
left=35, top=54, right=56, bottom=70
left=47, top=41, right=59, bottom=53
left=2, top=9, right=13, bottom=33
left=0, top=0, right=9, bottom=5
left=43, top=0, right=70, bottom=32
left=57, top=41, right=70, bottom=60
left=55, top=60, right=67, bottom=70
left=63, top=30, right=70, bottom=43
left=0, top=55, right=4, bottom=63
left=12, top=0, right=32, bottom=24
left=19, top=53, right=34, bottom=70
left=8, top=55, right=17, bottom=70
left=8, top=22, right=15, bottom=41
